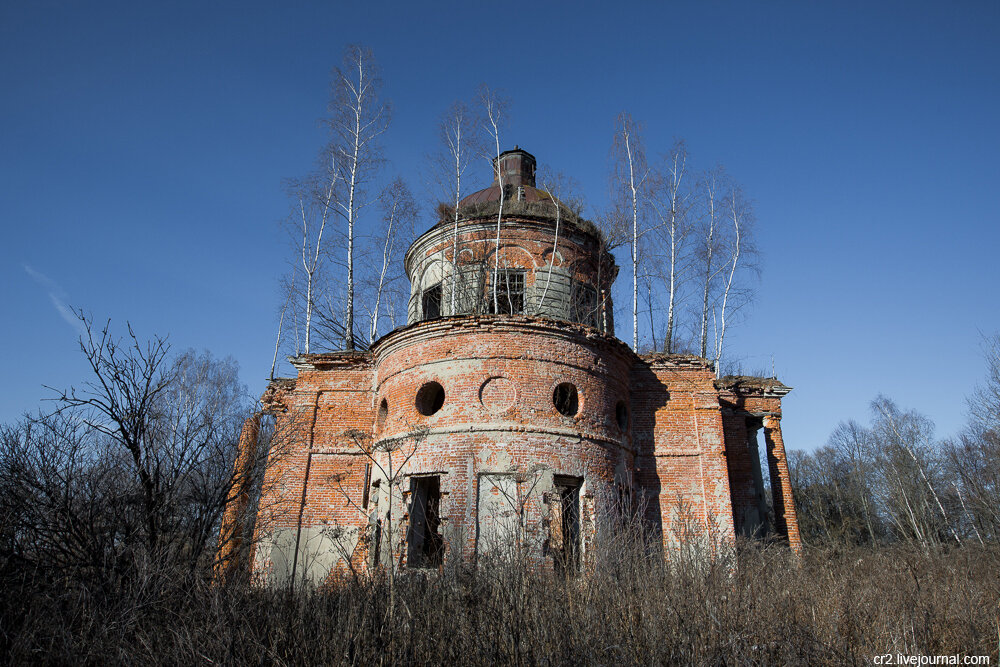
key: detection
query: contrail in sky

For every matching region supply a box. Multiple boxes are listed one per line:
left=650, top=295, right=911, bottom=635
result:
left=23, top=263, right=86, bottom=335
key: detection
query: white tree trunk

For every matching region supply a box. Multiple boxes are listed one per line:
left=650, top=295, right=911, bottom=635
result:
left=450, top=118, right=463, bottom=315
left=344, top=62, right=363, bottom=350
left=713, top=195, right=741, bottom=373
left=299, top=169, right=334, bottom=355
left=623, top=128, right=639, bottom=351
left=665, top=149, right=686, bottom=354
left=536, top=184, right=561, bottom=314
left=484, top=94, right=504, bottom=314
left=699, top=176, right=718, bottom=359
left=369, top=196, right=397, bottom=344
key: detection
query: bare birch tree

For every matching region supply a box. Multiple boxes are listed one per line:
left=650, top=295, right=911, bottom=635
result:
left=270, top=284, right=293, bottom=381
left=711, top=184, right=750, bottom=371
left=611, top=112, right=650, bottom=351
left=695, top=168, right=726, bottom=359
left=649, top=141, right=692, bottom=353
left=435, top=101, right=482, bottom=314
left=327, top=45, right=390, bottom=350
left=534, top=170, right=583, bottom=316
left=480, top=86, right=508, bottom=313
left=944, top=333, right=1000, bottom=540
left=286, top=158, right=336, bottom=355
left=365, top=178, right=416, bottom=345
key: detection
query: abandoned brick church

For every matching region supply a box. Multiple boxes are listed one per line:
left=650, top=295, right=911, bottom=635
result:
left=220, top=148, right=801, bottom=584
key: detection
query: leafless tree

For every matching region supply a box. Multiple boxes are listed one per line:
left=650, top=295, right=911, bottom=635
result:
left=434, top=101, right=483, bottom=314
left=534, top=170, right=582, bottom=317
left=943, top=333, right=1000, bottom=540
left=690, top=167, right=759, bottom=369
left=611, top=112, right=650, bottom=351
left=0, top=311, right=263, bottom=583
left=341, top=426, right=428, bottom=615
left=867, top=396, right=957, bottom=548
left=365, top=178, right=417, bottom=344
left=828, top=420, right=881, bottom=545
left=710, top=183, right=755, bottom=371
left=480, top=85, right=508, bottom=313
left=285, top=160, right=336, bottom=355
left=694, top=168, right=726, bottom=359
left=270, top=284, right=293, bottom=381
left=326, top=45, right=390, bottom=350
left=649, top=141, right=692, bottom=353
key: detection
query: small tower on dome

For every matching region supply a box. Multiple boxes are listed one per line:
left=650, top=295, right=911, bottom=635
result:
left=493, top=146, right=536, bottom=189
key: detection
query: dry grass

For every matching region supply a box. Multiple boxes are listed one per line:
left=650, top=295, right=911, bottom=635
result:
left=436, top=199, right=605, bottom=244
left=3, top=539, right=997, bottom=665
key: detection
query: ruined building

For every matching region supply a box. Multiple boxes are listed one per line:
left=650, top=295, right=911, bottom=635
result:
left=219, top=148, right=801, bottom=584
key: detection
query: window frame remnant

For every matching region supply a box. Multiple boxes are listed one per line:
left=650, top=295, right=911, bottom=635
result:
left=570, top=280, right=599, bottom=327
left=488, top=269, right=526, bottom=315
left=421, top=281, right=442, bottom=320
left=550, top=475, right=583, bottom=575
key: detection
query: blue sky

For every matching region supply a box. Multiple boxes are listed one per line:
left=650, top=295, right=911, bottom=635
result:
left=2, top=1, right=998, bottom=452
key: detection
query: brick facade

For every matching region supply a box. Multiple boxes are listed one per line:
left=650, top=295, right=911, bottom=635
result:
left=219, top=149, right=800, bottom=584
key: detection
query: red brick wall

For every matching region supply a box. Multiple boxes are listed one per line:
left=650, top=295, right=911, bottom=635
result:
left=238, top=322, right=798, bottom=581
left=372, top=316, right=635, bottom=563
left=631, top=356, right=736, bottom=550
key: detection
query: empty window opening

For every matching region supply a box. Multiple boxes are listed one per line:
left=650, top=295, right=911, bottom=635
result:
left=755, top=425, right=776, bottom=533
left=615, top=401, right=629, bottom=430
left=415, top=381, right=445, bottom=416
left=377, top=398, right=389, bottom=429
left=422, top=282, right=442, bottom=320
left=551, top=476, right=582, bottom=575
left=570, top=282, right=599, bottom=327
left=407, top=476, right=443, bottom=568
left=488, top=270, right=525, bottom=315
left=553, top=383, right=579, bottom=417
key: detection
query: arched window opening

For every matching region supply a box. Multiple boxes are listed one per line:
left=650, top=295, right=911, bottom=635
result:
left=615, top=400, right=629, bottom=430
left=377, top=398, right=389, bottom=429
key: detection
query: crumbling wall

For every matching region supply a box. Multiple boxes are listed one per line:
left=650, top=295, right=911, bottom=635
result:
left=251, top=354, right=376, bottom=585
left=632, top=355, right=737, bottom=552
left=717, top=377, right=801, bottom=553
left=236, top=330, right=799, bottom=584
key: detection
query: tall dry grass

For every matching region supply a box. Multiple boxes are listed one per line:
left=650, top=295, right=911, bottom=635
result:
left=3, top=537, right=997, bottom=665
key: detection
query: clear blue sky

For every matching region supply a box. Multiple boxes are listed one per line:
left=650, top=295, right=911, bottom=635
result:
left=2, top=1, right=998, bottom=452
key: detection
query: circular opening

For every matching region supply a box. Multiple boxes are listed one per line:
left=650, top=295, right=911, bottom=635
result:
left=377, top=398, right=389, bottom=429
left=553, top=383, right=579, bottom=417
left=615, top=400, right=629, bottom=430
left=415, top=381, right=445, bottom=416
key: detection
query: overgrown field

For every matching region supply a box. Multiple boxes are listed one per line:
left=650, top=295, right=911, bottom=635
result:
left=3, top=542, right=996, bottom=665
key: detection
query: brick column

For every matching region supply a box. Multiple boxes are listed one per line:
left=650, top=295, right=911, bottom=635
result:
left=762, top=415, right=802, bottom=555
left=216, top=412, right=262, bottom=582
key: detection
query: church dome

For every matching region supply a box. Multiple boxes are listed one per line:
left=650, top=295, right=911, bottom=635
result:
left=458, top=147, right=553, bottom=206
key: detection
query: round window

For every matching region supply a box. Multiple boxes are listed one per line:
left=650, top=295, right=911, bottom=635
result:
left=415, top=381, right=445, bottom=416
left=553, top=383, right=579, bottom=417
